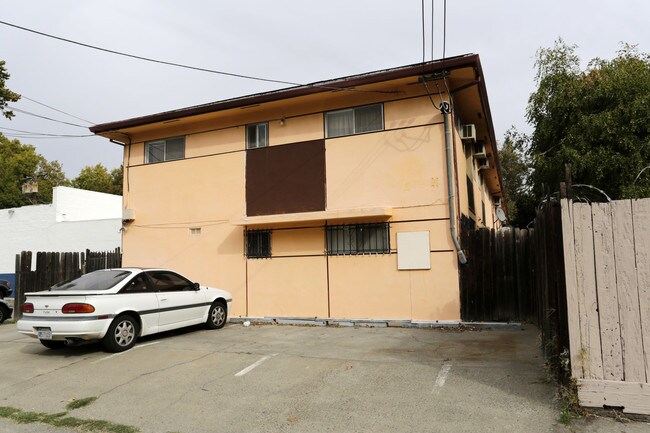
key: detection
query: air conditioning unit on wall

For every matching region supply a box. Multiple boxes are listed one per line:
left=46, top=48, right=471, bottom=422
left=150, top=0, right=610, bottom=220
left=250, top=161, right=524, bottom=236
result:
left=473, top=143, right=487, bottom=160
left=122, top=208, right=135, bottom=222
left=460, top=124, right=476, bottom=143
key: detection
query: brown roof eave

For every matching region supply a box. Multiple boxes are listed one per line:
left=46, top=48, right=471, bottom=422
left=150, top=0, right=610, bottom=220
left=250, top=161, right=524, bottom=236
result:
left=90, top=54, right=480, bottom=135
left=472, top=56, right=505, bottom=200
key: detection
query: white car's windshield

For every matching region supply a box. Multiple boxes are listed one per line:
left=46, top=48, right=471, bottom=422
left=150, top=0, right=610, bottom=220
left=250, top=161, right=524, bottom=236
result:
left=50, top=270, right=132, bottom=291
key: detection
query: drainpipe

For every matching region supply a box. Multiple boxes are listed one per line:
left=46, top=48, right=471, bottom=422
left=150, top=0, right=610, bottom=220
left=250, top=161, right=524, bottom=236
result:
left=441, top=102, right=467, bottom=265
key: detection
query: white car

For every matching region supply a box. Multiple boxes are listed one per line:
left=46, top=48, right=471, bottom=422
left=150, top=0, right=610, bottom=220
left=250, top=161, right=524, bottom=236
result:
left=17, top=268, right=232, bottom=352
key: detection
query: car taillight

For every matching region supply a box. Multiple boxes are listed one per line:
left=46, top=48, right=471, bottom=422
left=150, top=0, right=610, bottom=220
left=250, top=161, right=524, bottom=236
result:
left=62, top=303, right=95, bottom=314
left=23, top=303, right=34, bottom=314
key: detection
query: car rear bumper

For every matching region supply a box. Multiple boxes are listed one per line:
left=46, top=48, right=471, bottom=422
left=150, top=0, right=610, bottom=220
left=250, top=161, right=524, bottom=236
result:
left=17, top=315, right=113, bottom=341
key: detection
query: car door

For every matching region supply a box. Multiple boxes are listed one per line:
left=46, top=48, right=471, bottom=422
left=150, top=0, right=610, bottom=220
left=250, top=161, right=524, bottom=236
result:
left=117, top=273, right=160, bottom=335
left=146, top=271, right=207, bottom=331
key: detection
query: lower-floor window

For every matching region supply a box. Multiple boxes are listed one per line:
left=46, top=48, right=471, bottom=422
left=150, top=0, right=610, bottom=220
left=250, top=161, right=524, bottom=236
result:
left=326, top=223, right=390, bottom=255
left=246, top=230, right=271, bottom=258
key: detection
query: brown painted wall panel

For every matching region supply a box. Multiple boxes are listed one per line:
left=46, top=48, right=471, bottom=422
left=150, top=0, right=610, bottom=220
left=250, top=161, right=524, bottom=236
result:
left=246, top=140, right=326, bottom=216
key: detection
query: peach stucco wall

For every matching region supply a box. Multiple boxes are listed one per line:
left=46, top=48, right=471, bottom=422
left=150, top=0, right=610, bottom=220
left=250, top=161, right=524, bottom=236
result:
left=118, top=83, right=492, bottom=321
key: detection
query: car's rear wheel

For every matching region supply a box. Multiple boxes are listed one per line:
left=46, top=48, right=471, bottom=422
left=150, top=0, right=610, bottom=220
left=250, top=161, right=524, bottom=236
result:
left=102, top=314, right=139, bottom=352
left=206, top=301, right=227, bottom=329
left=40, top=340, right=66, bottom=349
left=0, top=305, right=9, bottom=324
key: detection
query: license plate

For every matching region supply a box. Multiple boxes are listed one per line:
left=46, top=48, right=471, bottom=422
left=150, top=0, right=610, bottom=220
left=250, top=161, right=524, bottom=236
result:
left=37, top=328, right=52, bottom=340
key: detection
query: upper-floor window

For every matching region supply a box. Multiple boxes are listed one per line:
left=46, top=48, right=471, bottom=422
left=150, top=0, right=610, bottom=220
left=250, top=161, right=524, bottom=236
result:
left=246, top=122, right=268, bottom=149
left=467, top=176, right=475, bottom=214
left=325, top=104, right=383, bottom=138
left=326, top=222, right=390, bottom=255
left=145, top=136, right=185, bottom=163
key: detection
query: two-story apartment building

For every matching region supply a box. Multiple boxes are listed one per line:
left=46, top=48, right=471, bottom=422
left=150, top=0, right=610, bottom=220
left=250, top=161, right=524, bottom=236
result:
left=91, top=53, right=504, bottom=323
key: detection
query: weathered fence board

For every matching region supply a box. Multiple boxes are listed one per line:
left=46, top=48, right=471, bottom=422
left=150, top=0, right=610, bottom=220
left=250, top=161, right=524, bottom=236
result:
left=574, top=203, right=603, bottom=380
left=633, top=199, right=650, bottom=381
left=563, top=198, right=650, bottom=414
left=561, top=198, right=583, bottom=380
left=591, top=202, right=623, bottom=381
left=611, top=200, right=645, bottom=383
left=578, top=379, right=650, bottom=415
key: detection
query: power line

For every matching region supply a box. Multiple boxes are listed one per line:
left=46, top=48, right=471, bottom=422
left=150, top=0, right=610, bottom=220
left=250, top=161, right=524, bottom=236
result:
left=421, top=0, right=426, bottom=64
left=19, top=95, right=94, bottom=124
left=7, top=106, right=89, bottom=128
left=443, top=0, right=447, bottom=60
left=0, top=126, right=93, bottom=137
left=431, top=0, right=435, bottom=60
left=1, top=133, right=94, bottom=139
left=0, top=20, right=395, bottom=95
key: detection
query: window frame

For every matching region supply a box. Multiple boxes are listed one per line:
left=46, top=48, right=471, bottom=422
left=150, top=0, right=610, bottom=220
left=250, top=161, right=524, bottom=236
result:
left=246, top=229, right=272, bottom=258
left=467, top=176, right=475, bottom=214
left=145, top=271, right=195, bottom=292
left=144, top=136, right=186, bottom=164
left=326, top=222, right=390, bottom=256
left=324, top=103, right=384, bottom=138
left=246, top=122, right=269, bottom=149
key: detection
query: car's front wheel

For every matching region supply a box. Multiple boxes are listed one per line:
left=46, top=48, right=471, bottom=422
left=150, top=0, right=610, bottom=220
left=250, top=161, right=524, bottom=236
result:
left=206, top=301, right=227, bottom=329
left=40, top=340, right=66, bottom=349
left=102, top=314, right=139, bottom=352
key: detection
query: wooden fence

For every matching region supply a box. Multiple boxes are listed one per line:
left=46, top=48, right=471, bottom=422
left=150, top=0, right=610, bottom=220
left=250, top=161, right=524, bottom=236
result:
left=13, top=248, right=121, bottom=320
left=562, top=198, right=650, bottom=415
left=460, top=227, right=536, bottom=322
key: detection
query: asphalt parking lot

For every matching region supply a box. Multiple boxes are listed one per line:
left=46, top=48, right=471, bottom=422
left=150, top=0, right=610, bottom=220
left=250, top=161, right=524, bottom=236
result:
left=0, top=321, right=646, bottom=433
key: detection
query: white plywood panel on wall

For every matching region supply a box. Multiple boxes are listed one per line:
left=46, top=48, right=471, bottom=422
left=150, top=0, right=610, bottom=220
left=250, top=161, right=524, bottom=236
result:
left=397, top=231, right=431, bottom=270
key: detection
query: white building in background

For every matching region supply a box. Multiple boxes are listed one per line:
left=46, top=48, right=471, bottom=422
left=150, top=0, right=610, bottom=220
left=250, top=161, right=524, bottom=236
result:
left=0, top=187, right=122, bottom=287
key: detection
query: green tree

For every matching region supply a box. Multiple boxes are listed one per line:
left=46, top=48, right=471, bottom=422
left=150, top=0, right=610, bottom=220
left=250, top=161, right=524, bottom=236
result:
left=72, top=163, right=122, bottom=195
left=110, top=165, right=123, bottom=195
left=499, top=127, right=536, bottom=227
left=0, top=133, right=69, bottom=208
left=526, top=39, right=650, bottom=201
left=0, top=60, right=21, bottom=119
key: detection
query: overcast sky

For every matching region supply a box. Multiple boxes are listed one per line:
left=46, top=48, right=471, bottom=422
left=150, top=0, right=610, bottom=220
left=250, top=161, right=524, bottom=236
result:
left=1, top=0, right=649, bottom=177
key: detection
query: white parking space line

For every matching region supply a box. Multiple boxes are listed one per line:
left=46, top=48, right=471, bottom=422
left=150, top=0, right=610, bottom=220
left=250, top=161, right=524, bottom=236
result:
left=234, top=353, right=278, bottom=377
left=434, top=363, right=452, bottom=390
left=92, top=341, right=161, bottom=364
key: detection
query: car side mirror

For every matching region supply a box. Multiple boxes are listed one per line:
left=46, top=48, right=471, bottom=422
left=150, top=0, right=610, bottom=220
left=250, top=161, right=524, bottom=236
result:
left=193, top=282, right=201, bottom=291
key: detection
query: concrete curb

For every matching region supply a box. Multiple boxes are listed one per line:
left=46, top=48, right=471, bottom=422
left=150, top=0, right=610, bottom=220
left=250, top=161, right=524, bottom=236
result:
left=229, top=317, right=522, bottom=329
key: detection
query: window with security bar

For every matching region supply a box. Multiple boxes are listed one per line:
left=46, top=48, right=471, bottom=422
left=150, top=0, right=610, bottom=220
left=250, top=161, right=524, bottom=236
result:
left=246, top=230, right=271, bottom=258
left=326, top=223, right=390, bottom=255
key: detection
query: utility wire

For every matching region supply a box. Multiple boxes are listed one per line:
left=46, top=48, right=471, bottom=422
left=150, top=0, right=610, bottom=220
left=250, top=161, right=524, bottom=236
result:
left=431, top=0, right=435, bottom=60
left=0, top=20, right=395, bottom=95
left=7, top=106, right=89, bottom=128
left=0, top=126, right=93, bottom=137
left=19, top=95, right=94, bottom=124
left=2, top=133, right=94, bottom=139
left=421, top=0, right=426, bottom=64
left=443, top=0, right=447, bottom=60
